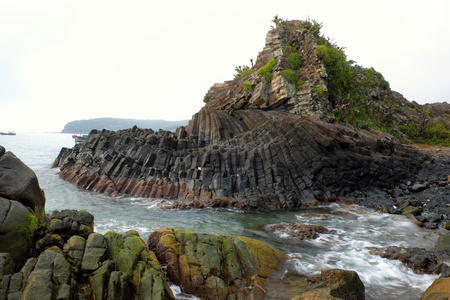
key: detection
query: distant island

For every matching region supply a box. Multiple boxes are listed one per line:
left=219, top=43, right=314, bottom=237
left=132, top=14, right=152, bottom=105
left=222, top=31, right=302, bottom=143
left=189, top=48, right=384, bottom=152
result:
left=60, top=117, right=189, bottom=134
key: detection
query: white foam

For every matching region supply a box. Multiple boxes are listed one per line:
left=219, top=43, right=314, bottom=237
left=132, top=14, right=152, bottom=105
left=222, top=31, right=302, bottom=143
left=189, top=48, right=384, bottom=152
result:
left=169, top=285, right=201, bottom=300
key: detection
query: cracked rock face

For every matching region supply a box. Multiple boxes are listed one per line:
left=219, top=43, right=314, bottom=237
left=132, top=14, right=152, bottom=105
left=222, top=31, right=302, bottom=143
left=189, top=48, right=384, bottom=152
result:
left=147, top=228, right=285, bottom=300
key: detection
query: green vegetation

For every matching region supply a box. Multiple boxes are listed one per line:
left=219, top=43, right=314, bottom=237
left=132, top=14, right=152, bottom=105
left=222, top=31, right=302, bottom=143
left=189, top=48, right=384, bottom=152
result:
left=281, top=69, right=297, bottom=84
left=270, top=15, right=286, bottom=29
left=314, top=42, right=399, bottom=132
left=315, top=86, right=325, bottom=96
left=237, top=16, right=450, bottom=146
left=257, top=59, right=276, bottom=83
left=284, top=45, right=296, bottom=53
left=287, top=52, right=302, bottom=70
left=398, top=110, right=450, bottom=146
left=315, top=44, right=354, bottom=101
left=243, top=81, right=252, bottom=93
left=315, top=41, right=450, bottom=146
left=234, top=65, right=253, bottom=79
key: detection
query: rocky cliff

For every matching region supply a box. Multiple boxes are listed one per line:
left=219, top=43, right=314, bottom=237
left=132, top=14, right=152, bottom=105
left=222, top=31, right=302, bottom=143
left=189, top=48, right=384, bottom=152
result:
left=53, top=20, right=450, bottom=212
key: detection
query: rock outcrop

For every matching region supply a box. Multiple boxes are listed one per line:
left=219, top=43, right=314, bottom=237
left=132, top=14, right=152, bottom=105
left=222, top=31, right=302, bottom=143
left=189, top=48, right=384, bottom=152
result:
left=53, top=115, right=424, bottom=210
left=147, top=228, right=285, bottom=300
left=0, top=209, right=175, bottom=300
left=51, top=20, right=449, bottom=213
left=0, top=146, right=46, bottom=270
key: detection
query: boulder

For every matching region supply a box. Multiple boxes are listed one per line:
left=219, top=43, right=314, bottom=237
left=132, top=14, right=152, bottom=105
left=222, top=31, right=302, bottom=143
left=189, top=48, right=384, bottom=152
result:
left=0, top=149, right=47, bottom=269
left=148, top=227, right=285, bottom=299
left=0, top=149, right=45, bottom=221
left=0, top=197, right=40, bottom=270
left=293, top=269, right=365, bottom=300
left=47, top=209, right=94, bottom=239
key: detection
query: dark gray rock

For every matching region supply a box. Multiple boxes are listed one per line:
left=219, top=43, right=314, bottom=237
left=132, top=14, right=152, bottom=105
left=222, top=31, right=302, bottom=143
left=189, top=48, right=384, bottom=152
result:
left=52, top=115, right=426, bottom=210
left=0, top=150, right=47, bottom=269
left=0, top=253, right=13, bottom=277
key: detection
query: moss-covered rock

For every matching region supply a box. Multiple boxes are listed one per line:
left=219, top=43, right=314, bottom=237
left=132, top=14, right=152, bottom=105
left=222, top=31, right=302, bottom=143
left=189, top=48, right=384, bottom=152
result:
left=63, top=235, right=86, bottom=270
left=148, top=227, right=285, bottom=299
left=104, top=230, right=174, bottom=299
left=20, top=249, right=72, bottom=300
left=81, top=233, right=107, bottom=272
left=48, top=209, right=94, bottom=239
left=0, top=198, right=40, bottom=270
left=2, top=228, right=175, bottom=300
left=0, top=150, right=47, bottom=270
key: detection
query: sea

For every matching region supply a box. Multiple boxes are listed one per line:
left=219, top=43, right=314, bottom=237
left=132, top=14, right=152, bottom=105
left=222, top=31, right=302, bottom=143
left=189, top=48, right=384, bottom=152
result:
left=0, top=132, right=441, bottom=299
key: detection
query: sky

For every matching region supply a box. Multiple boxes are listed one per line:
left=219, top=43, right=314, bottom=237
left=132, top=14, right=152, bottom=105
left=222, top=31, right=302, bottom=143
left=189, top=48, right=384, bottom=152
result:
left=0, top=0, right=449, bottom=132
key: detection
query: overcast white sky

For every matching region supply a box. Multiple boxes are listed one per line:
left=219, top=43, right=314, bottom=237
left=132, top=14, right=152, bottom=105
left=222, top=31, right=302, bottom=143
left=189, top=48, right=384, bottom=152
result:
left=0, top=0, right=449, bottom=132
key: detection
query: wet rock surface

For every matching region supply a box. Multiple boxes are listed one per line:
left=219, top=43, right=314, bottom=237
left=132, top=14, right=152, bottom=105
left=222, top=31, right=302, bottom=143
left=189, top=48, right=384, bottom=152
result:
left=0, top=210, right=175, bottom=300
left=254, top=223, right=329, bottom=240
left=369, top=234, right=450, bottom=281
left=350, top=147, right=450, bottom=229
left=0, top=147, right=46, bottom=270
left=147, top=227, right=285, bottom=300
left=293, top=269, right=365, bottom=300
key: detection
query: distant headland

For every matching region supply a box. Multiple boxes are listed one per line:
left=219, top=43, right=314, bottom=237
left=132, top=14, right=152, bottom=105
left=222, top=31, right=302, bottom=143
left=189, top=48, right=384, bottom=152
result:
left=60, top=117, right=189, bottom=134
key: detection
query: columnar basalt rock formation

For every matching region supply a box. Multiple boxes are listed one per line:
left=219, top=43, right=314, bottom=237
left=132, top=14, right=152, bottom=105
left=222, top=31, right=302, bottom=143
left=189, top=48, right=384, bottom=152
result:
left=53, top=115, right=423, bottom=210
left=52, top=20, right=448, bottom=212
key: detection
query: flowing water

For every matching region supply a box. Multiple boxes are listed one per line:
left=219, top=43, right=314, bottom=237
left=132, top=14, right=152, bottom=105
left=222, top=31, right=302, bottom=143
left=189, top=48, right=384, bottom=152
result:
left=0, top=132, right=440, bottom=299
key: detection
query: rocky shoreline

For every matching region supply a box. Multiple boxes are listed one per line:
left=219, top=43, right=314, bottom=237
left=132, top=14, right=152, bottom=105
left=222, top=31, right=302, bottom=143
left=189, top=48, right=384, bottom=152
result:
left=2, top=18, right=450, bottom=299
left=1, top=147, right=372, bottom=299
left=52, top=124, right=450, bottom=230
left=1, top=146, right=450, bottom=299
left=50, top=20, right=450, bottom=230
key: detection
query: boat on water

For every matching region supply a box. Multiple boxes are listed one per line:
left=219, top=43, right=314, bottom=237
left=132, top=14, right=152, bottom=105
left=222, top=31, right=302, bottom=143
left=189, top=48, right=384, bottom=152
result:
left=0, top=131, right=16, bottom=135
left=72, top=134, right=88, bottom=143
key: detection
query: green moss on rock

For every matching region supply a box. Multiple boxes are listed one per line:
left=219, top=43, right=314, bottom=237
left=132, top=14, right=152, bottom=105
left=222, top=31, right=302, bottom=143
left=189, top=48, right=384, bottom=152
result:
left=148, top=228, right=285, bottom=299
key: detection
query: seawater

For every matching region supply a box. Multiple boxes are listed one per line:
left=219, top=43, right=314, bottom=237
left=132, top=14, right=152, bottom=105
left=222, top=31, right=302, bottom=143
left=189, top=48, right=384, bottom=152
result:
left=0, top=132, right=440, bottom=299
